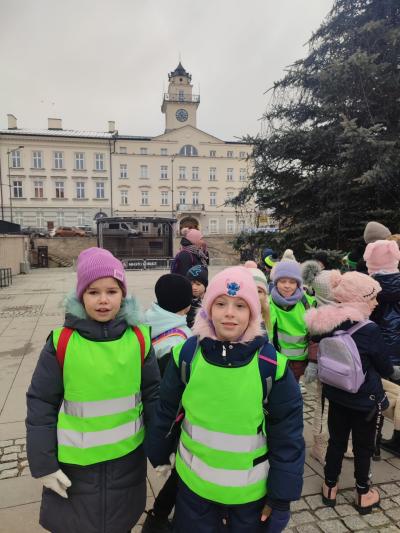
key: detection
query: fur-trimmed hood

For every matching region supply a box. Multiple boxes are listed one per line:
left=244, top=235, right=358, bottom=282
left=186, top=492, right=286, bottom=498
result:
left=305, top=303, right=368, bottom=336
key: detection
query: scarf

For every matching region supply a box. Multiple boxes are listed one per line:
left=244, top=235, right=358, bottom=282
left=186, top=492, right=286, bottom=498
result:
left=182, top=243, right=208, bottom=268
left=271, top=286, right=304, bottom=308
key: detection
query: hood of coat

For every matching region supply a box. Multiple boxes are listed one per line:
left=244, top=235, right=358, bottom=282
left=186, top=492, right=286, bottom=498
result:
left=144, top=302, right=191, bottom=338
left=305, top=303, right=367, bottom=336
left=63, top=291, right=143, bottom=340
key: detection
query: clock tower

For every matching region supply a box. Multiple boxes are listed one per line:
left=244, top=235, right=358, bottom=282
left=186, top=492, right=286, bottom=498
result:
left=161, top=63, right=200, bottom=132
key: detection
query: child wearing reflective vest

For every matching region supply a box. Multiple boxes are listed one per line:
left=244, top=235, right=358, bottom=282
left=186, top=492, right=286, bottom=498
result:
left=26, top=247, right=160, bottom=533
left=147, top=266, right=305, bottom=533
left=269, top=260, right=316, bottom=381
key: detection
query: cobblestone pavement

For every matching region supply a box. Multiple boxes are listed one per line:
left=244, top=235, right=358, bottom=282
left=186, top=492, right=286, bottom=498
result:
left=1, top=268, right=400, bottom=532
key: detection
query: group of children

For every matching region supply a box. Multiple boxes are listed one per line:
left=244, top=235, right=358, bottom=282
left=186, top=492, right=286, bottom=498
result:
left=26, top=223, right=400, bottom=532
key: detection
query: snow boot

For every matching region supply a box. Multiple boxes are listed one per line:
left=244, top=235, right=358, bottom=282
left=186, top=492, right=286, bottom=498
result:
left=380, top=430, right=400, bottom=457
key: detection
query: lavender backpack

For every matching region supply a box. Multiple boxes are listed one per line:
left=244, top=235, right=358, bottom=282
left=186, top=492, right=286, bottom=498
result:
left=317, top=320, right=371, bottom=393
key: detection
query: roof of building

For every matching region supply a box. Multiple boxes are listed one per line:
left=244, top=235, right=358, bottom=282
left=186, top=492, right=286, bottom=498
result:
left=169, top=62, right=191, bottom=81
left=0, top=129, right=154, bottom=141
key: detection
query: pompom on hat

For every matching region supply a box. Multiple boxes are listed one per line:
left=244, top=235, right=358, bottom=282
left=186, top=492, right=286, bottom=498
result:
left=302, top=260, right=341, bottom=306
left=363, top=239, right=400, bottom=275
left=181, top=227, right=203, bottom=246
left=193, top=266, right=262, bottom=341
left=281, top=249, right=297, bottom=262
left=76, top=247, right=127, bottom=300
left=363, top=221, right=391, bottom=244
left=244, top=260, right=268, bottom=294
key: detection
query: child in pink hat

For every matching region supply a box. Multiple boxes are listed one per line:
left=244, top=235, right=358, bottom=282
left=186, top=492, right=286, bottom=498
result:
left=147, top=266, right=304, bottom=533
left=26, top=247, right=160, bottom=533
left=171, top=227, right=208, bottom=276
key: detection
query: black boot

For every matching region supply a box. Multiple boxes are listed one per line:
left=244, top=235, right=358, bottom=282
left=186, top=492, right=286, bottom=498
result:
left=141, top=509, right=173, bottom=533
left=380, top=430, right=400, bottom=457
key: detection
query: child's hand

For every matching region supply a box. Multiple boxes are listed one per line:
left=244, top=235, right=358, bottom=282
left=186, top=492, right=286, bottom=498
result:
left=40, top=469, right=71, bottom=498
left=155, top=453, right=176, bottom=478
left=261, top=504, right=290, bottom=531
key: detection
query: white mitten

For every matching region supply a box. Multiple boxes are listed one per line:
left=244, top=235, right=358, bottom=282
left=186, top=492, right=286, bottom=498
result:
left=155, top=453, right=176, bottom=478
left=40, top=469, right=71, bottom=498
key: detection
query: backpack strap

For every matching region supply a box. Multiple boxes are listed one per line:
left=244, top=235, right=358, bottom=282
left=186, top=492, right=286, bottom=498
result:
left=132, top=326, right=146, bottom=367
left=347, top=319, right=373, bottom=336
left=178, top=335, right=200, bottom=384
left=258, top=342, right=282, bottom=407
left=55, top=327, right=74, bottom=370
left=301, top=294, right=310, bottom=310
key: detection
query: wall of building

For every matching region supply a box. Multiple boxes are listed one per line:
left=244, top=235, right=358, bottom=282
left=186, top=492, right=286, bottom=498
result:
left=0, top=235, right=29, bottom=274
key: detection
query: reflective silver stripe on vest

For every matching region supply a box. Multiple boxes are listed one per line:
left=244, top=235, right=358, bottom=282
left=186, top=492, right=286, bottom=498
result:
left=57, top=416, right=143, bottom=448
left=179, top=442, right=269, bottom=487
left=277, top=332, right=306, bottom=344
left=182, top=419, right=266, bottom=453
left=59, top=393, right=142, bottom=418
left=281, top=347, right=306, bottom=357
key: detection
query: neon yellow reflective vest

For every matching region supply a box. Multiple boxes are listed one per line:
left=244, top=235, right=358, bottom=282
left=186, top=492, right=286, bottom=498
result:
left=268, top=294, right=315, bottom=361
left=53, top=324, right=151, bottom=466
left=173, top=344, right=287, bottom=505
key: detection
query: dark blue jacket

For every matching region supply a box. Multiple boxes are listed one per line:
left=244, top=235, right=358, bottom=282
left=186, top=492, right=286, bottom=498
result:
left=371, top=272, right=400, bottom=365
left=147, top=335, right=305, bottom=511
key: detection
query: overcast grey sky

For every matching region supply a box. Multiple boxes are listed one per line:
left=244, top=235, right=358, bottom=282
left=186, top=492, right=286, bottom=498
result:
left=0, top=0, right=333, bottom=140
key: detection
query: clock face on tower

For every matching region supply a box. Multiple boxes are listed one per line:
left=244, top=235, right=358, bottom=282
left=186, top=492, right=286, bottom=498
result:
left=176, top=108, right=188, bottom=122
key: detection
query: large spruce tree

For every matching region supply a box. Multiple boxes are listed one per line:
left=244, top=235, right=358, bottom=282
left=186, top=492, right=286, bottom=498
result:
left=236, top=0, right=400, bottom=254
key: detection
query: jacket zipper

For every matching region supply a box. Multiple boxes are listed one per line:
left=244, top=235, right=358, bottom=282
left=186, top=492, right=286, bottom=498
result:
left=103, top=325, right=108, bottom=338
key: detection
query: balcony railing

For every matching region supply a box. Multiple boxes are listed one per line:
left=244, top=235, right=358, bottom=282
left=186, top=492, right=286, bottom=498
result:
left=176, top=203, right=205, bottom=212
left=163, top=93, right=200, bottom=103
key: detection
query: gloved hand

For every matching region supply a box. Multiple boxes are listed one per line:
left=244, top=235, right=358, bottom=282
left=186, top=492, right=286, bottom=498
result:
left=260, top=504, right=290, bottom=532
left=155, top=453, right=176, bottom=478
left=39, top=469, right=71, bottom=498
left=303, top=362, right=318, bottom=384
left=390, top=366, right=400, bottom=383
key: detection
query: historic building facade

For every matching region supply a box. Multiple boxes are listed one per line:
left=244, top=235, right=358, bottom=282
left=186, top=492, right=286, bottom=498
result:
left=0, top=64, right=255, bottom=235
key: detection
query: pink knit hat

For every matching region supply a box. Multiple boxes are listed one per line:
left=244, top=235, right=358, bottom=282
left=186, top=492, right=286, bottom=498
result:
left=76, top=247, right=127, bottom=300
left=331, top=271, right=381, bottom=305
left=193, top=266, right=262, bottom=342
left=363, top=239, right=400, bottom=275
left=181, top=227, right=203, bottom=246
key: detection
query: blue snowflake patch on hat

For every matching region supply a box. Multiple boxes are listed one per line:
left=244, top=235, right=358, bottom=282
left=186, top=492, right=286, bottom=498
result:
left=226, top=281, right=240, bottom=296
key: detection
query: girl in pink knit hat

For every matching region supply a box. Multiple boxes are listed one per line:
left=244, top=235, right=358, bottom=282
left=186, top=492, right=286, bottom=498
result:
left=305, top=271, right=400, bottom=515
left=147, top=266, right=304, bottom=533
left=26, top=247, right=160, bottom=533
left=171, top=227, right=209, bottom=277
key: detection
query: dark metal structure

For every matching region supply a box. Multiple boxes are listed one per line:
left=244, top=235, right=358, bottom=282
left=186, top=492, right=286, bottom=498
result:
left=0, top=220, right=20, bottom=234
left=97, top=217, right=176, bottom=270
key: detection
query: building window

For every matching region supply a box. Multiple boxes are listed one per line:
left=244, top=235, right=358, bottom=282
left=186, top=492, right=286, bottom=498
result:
left=119, top=147, right=127, bottom=154
left=209, top=150, right=216, bottom=157
left=57, top=211, right=64, bottom=226
left=179, top=145, right=198, bottom=157
left=95, top=153, right=105, bottom=171
left=209, top=191, right=216, bottom=206
left=55, top=181, right=65, bottom=198
left=227, top=151, right=233, bottom=158
left=209, top=219, right=218, bottom=234
left=161, top=148, right=168, bottom=156
left=13, top=180, right=23, bottom=198
left=140, top=147, right=148, bottom=155
left=120, top=190, right=128, bottom=205
left=53, top=152, right=64, bottom=169
left=140, top=165, right=148, bottom=178
left=192, top=167, right=199, bottom=180
left=96, top=182, right=105, bottom=199
left=226, top=168, right=234, bottom=181
left=120, top=164, right=128, bottom=179
left=239, top=151, right=246, bottom=158
left=179, top=191, right=186, bottom=204
left=179, top=166, right=186, bottom=180
left=192, top=191, right=199, bottom=205
left=75, top=152, right=85, bottom=170
left=32, top=151, right=43, bottom=169
left=36, top=211, right=45, bottom=228
left=14, top=211, right=23, bottom=225
left=77, top=211, right=86, bottom=226
left=34, top=180, right=44, bottom=198
left=226, top=219, right=235, bottom=234
left=209, top=167, right=216, bottom=181
left=141, top=190, right=149, bottom=205
left=179, top=90, right=185, bottom=102
left=226, top=191, right=234, bottom=201
left=141, top=223, right=149, bottom=233
left=240, top=168, right=246, bottom=181
left=11, top=150, right=22, bottom=168
left=160, top=165, right=168, bottom=179
left=76, top=182, right=85, bottom=199
left=161, top=191, right=169, bottom=205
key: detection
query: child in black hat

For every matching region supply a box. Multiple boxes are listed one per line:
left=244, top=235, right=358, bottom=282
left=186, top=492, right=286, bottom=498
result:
left=185, top=265, right=209, bottom=328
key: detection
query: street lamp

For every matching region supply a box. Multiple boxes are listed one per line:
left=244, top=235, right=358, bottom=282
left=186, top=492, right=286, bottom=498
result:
left=7, top=145, right=24, bottom=223
left=171, top=155, right=175, bottom=218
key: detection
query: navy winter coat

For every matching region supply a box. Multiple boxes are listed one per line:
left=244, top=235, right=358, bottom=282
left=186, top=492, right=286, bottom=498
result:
left=147, top=335, right=305, bottom=511
left=371, top=272, right=400, bottom=365
left=26, top=295, right=160, bottom=533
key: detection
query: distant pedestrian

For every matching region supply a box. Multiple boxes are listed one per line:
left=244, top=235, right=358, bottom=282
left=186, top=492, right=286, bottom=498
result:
left=171, top=228, right=208, bottom=276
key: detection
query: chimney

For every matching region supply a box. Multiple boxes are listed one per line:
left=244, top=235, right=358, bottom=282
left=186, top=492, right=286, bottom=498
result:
left=48, top=118, right=63, bottom=130
left=7, top=114, right=17, bottom=129
left=108, top=120, right=116, bottom=133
